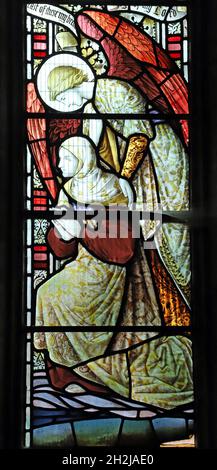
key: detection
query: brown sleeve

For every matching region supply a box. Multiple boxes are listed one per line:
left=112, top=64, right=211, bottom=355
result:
left=82, top=217, right=135, bottom=265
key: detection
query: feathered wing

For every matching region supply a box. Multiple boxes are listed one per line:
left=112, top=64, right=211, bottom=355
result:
left=27, top=82, right=58, bottom=201
left=26, top=83, right=82, bottom=202
left=77, top=10, right=189, bottom=145
left=48, top=117, right=82, bottom=169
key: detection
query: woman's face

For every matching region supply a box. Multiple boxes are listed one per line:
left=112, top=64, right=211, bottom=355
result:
left=58, top=148, right=79, bottom=177
left=55, top=87, right=87, bottom=112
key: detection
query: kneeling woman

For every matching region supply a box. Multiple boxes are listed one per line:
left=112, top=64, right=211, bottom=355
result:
left=34, top=136, right=193, bottom=411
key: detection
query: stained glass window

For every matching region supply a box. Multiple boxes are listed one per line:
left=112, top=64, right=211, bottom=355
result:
left=24, top=2, right=194, bottom=449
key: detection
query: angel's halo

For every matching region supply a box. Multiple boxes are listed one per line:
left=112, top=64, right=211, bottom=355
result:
left=36, top=52, right=95, bottom=112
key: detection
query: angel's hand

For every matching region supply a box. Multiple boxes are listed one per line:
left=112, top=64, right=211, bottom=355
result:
left=119, top=178, right=134, bottom=205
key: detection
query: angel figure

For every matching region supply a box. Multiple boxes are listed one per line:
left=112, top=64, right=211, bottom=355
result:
left=27, top=9, right=193, bottom=412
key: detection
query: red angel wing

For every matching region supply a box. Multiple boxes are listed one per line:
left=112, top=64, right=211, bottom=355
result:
left=48, top=118, right=82, bottom=169
left=27, top=84, right=82, bottom=201
left=27, top=82, right=58, bottom=201
left=77, top=10, right=189, bottom=145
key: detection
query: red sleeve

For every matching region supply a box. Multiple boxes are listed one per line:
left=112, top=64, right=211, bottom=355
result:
left=47, top=226, right=78, bottom=260
left=82, top=218, right=135, bottom=265
left=47, top=219, right=135, bottom=265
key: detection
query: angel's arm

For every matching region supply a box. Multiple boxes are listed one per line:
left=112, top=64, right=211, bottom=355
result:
left=121, top=135, right=149, bottom=180
left=94, top=79, right=154, bottom=178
